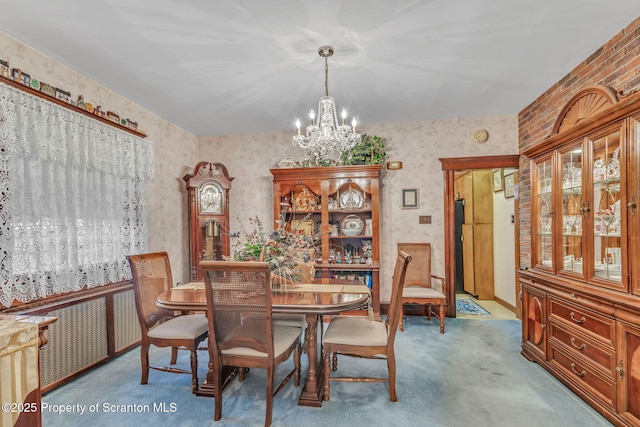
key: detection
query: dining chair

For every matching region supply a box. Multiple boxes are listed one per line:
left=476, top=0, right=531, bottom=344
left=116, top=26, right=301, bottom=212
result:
left=271, top=250, right=313, bottom=339
left=397, top=242, right=447, bottom=333
left=322, top=250, right=411, bottom=402
left=127, top=252, right=209, bottom=393
left=200, top=260, right=301, bottom=427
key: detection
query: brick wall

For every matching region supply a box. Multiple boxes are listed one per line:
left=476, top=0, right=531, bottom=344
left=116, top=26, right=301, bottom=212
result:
left=518, top=16, right=640, bottom=267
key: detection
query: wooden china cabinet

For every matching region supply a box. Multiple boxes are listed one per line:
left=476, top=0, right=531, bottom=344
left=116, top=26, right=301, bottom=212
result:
left=183, top=162, right=234, bottom=281
left=270, top=165, right=382, bottom=317
left=520, top=85, right=640, bottom=426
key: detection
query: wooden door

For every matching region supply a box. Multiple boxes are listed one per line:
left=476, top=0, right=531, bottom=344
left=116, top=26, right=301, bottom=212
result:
left=454, top=200, right=465, bottom=293
left=462, top=224, right=475, bottom=295
left=474, top=223, right=494, bottom=299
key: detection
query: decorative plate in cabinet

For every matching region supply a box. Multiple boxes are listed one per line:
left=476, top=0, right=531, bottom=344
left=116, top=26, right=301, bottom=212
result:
left=341, top=214, right=364, bottom=236
left=340, top=186, right=364, bottom=210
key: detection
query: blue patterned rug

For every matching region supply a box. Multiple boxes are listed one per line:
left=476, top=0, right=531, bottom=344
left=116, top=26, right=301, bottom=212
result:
left=456, top=298, right=491, bottom=315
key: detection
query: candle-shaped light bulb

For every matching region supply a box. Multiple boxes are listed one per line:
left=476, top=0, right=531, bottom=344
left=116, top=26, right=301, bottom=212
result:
left=295, top=119, right=301, bottom=135
left=352, top=118, right=357, bottom=133
left=309, top=109, right=315, bottom=126
left=341, top=109, right=347, bottom=125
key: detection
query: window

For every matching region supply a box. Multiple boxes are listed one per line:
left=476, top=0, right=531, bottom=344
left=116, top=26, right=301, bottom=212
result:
left=0, top=83, right=154, bottom=307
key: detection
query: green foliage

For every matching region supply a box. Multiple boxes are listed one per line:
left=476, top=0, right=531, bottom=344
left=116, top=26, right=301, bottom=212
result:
left=340, top=134, right=387, bottom=165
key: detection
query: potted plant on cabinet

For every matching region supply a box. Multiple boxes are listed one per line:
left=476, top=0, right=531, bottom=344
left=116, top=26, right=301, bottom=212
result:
left=340, top=134, right=387, bottom=165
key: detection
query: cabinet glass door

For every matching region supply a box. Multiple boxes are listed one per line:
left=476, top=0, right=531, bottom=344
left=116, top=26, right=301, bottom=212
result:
left=591, top=130, right=623, bottom=285
left=559, top=145, right=584, bottom=276
left=533, top=157, right=553, bottom=270
left=631, top=117, right=640, bottom=296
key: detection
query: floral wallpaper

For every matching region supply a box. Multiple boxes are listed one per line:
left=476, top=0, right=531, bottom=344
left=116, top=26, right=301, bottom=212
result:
left=200, top=115, right=518, bottom=302
left=1, top=31, right=518, bottom=303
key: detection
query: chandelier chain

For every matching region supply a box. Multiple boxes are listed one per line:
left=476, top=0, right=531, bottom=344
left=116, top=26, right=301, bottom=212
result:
left=324, top=55, right=329, bottom=97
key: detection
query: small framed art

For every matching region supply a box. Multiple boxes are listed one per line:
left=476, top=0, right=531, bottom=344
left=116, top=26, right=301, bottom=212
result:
left=504, top=172, right=516, bottom=199
left=492, top=169, right=503, bottom=192
left=402, top=188, right=419, bottom=209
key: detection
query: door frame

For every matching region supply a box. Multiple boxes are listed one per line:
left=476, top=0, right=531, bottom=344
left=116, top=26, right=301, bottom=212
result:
left=440, top=155, right=520, bottom=317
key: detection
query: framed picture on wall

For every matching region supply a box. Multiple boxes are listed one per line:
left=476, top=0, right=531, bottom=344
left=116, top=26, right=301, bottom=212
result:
left=504, top=172, right=516, bottom=199
left=492, top=169, right=503, bottom=192
left=402, top=188, right=419, bottom=209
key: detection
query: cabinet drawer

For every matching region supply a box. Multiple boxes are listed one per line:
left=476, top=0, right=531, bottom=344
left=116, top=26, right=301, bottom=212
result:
left=549, top=297, right=614, bottom=345
left=548, top=321, right=615, bottom=375
left=549, top=344, right=616, bottom=409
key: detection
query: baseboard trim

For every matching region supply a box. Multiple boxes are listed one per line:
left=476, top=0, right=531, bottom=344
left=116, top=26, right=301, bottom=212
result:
left=494, top=296, right=516, bottom=314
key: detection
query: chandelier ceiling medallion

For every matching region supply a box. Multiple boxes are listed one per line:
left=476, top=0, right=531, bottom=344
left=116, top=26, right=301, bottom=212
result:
left=293, top=46, right=361, bottom=163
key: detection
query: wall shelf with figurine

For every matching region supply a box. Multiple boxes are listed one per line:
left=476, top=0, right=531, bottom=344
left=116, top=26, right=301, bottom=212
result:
left=0, top=63, right=146, bottom=138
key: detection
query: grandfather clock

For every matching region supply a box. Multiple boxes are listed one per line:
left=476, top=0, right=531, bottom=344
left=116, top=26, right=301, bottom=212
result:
left=183, top=162, right=234, bottom=281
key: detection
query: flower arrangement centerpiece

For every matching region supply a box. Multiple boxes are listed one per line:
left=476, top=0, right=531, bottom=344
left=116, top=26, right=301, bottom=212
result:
left=227, top=216, right=317, bottom=287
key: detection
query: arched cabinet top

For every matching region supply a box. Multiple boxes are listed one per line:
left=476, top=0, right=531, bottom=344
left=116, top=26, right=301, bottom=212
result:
left=551, top=85, right=619, bottom=135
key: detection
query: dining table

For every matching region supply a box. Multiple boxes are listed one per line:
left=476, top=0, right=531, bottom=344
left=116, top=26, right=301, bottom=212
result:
left=156, top=279, right=370, bottom=407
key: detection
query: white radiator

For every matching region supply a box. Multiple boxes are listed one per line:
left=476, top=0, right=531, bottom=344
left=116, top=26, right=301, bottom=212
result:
left=113, top=289, right=142, bottom=352
left=39, top=289, right=140, bottom=389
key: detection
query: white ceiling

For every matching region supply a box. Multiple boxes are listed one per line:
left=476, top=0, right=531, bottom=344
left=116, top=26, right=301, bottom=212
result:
left=0, top=1, right=638, bottom=136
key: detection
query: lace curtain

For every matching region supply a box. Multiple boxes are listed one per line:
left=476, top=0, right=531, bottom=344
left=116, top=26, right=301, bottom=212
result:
left=0, top=83, right=154, bottom=307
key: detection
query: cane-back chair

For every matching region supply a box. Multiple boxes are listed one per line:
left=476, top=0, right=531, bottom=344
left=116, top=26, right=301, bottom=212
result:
left=201, top=260, right=301, bottom=427
left=127, top=252, right=209, bottom=393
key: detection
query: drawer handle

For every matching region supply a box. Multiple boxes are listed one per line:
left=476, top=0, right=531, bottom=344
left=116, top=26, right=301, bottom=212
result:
left=570, top=337, right=586, bottom=350
left=570, top=363, right=586, bottom=377
left=570, top=312, right=586, bottom=324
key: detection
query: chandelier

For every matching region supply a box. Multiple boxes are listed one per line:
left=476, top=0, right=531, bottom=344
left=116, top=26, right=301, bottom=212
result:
left=293, top=46, right=361, bottom=163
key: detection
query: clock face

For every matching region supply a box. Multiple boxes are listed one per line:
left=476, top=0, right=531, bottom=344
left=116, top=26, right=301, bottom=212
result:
left=199, top=183, right=223, bottom=214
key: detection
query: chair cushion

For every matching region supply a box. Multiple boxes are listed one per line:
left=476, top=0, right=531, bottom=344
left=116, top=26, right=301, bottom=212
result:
left=272, top=313, right=306, bottom=328
left=221, top=325, right=301, bottom=358
left=323, top=317, right=387, bottom=347
left=148, top=313, right=209, bottom=339
left=403, top=286, right=445, bottom=299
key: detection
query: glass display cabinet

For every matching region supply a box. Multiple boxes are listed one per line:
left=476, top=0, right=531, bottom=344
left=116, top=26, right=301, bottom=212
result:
left=530, top=128, right=625, bottom=292
left=521, top=85, right=640, bottom=426
left=183, top=162, right=234, bottom=281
